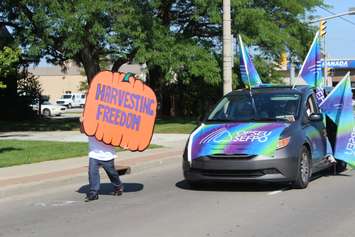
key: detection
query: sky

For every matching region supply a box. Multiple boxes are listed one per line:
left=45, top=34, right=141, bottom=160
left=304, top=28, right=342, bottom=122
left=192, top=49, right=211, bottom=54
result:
left=314, top=0, right=355, bottom=59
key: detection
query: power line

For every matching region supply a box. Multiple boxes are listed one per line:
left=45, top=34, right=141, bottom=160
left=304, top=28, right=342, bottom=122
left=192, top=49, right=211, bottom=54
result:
left=318, top=6, right=355, bottom=27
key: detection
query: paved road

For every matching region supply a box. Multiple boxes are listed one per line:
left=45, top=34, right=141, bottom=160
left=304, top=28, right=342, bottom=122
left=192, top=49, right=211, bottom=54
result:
left=0, top=160, right=354, bottom=237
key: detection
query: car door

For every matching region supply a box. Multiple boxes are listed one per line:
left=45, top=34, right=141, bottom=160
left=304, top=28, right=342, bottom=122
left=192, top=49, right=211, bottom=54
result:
left=302, top=94, right=327, bottom=170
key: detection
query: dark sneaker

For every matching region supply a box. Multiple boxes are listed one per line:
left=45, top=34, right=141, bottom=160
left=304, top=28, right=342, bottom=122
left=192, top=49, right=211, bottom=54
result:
left=85, top=192, right=99, bottom=202
left=111, top=185, right=124, bottom=196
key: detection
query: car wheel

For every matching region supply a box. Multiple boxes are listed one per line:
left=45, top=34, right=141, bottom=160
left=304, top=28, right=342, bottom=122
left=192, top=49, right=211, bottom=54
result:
left=292, top=146, right=311, bottom=189
left=335, top=160, right=347, bottom=173
left=67, top=103, right=72, bottom=109
left=43, top=109, right=51, bottom=117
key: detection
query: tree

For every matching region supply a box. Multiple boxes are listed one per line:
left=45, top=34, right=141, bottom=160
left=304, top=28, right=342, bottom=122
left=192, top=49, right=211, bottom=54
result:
left=1, top=0, right=325, bottom=117
left=0, top=0, right=147, bottom=83
left=134, top=0, right=325, bottom=115
left=0, top=46, right=20, bottom=89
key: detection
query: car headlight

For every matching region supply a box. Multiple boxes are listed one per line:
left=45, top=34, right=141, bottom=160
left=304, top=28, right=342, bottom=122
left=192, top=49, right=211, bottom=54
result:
left=277, top=137, right=290, bottom=149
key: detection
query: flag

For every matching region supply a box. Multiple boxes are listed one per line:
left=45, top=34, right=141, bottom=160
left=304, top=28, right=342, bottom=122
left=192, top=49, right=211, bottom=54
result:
left=319, top=72, right=355, bottom=167
left=295, top=31, right=325, bottom=104
left=238, top=35, right=262, bottom=88
left=297, top=31, right=323, bottom=88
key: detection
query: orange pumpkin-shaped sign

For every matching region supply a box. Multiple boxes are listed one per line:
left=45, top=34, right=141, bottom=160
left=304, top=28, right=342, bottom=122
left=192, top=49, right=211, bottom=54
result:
left=83, top=71, right=157, bottom=151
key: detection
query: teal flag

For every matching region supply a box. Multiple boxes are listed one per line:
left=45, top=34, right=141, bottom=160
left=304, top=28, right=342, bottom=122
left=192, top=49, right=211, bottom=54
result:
left=319, top=73, right=355, bottom=167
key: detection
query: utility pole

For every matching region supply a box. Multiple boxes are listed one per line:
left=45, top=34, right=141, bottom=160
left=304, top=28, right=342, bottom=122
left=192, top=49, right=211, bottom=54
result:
left=290, top=62, right=295, bottom=86
left=319, top=20, right=328, bottom=87
left=223, top=0, right=233, bottom=95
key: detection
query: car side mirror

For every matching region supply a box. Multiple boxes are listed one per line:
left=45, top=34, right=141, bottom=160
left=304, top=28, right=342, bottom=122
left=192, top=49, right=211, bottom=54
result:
left=308, top=113, right=323, bottom=122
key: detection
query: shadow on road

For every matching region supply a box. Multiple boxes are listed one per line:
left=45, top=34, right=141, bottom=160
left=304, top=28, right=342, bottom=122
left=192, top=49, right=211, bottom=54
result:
left=77, top=182, right=144, bottom=195
left=176, top=168, right=353, bottom=192
left=311, top=167, right=352, bottom=182
left=175, top=180, right=290, bottom=192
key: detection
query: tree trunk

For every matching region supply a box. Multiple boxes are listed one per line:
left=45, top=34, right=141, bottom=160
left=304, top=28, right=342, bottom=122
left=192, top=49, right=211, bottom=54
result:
left=79, top=47, right=101, bottom=84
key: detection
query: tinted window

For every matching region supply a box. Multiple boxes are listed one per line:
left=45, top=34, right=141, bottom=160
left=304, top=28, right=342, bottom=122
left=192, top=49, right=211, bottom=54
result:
left=207, top=93, right=300, bottom=122
left=61, top=95, right=72, bottom=99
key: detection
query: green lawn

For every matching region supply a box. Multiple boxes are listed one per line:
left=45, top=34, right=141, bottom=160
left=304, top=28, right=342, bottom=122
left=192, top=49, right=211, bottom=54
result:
left=0, top=117, right=198, bottom=134
left=154, top=118, right=197, bottom=133
left=0, top=118, right=80, bottom=132
left=0, top=140, right=161, bottom=168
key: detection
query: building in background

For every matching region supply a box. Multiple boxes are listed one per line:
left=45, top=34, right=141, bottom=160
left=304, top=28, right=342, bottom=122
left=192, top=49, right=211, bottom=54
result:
left=322, top=59, right=355, bottom=88
left=29, top=63, right=145, bottom=103
left=281, top=59, right=355, bottom=89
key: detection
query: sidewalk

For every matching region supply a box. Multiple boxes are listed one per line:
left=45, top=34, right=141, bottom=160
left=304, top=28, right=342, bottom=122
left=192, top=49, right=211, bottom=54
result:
left=0, top=131, right=189, bottom=147
left=0, top=132, right=188, bottom=199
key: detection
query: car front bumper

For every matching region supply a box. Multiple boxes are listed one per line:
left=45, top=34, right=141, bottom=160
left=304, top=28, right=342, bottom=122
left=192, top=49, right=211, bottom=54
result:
left=183, top=153, right=298, bottom=183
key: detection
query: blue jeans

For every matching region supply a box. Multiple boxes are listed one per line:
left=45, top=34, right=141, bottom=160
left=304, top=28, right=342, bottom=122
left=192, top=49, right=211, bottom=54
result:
left=88, top=158, right=122, bottom=195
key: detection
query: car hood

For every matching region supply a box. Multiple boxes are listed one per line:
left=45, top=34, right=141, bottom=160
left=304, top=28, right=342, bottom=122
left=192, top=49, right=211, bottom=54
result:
left=188, top=122, right=290, bottom=161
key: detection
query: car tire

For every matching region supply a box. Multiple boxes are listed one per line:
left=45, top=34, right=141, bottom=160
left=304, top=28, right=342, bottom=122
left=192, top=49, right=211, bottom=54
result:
left=43, top=109, right=51, bottom=117
left=292, top=146, right=311, bottom=189
left=335, top=160, right=347, bottom=173
left=67, top=103, right=72, bottom=109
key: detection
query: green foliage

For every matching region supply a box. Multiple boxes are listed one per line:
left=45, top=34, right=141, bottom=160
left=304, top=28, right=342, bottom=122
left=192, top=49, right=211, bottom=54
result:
left=17, top=72, right=43, bottom=103
left=0, top=46, right=20, bottom=79
left=1, top=0, right=146, bottom=80
left=78, top=80, right=89, bottom=92
left=0, top=0, right=326, bottom=116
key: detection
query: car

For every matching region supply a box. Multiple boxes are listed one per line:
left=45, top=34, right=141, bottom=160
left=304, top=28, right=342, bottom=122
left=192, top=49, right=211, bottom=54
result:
left=183, top=85, right=342, bottom=189
left=31, top=101, right=67, bottom=116
left=56, top=93, right=86, bottom=108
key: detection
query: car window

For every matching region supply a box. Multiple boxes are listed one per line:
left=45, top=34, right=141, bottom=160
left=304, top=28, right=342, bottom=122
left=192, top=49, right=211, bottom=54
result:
left=62, top=95, right=72, bottom=99
left=207, top=93, right=300, bottom=122
left=305, top=95, right=317, bottom=116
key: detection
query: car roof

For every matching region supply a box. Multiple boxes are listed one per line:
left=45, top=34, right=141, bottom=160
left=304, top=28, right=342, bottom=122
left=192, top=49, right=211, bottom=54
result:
left=228, top=85, right=312, bottom=96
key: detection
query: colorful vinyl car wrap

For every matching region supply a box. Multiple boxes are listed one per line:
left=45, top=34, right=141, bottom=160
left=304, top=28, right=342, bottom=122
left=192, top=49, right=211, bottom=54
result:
left=188, top=122, right=290, bottom=162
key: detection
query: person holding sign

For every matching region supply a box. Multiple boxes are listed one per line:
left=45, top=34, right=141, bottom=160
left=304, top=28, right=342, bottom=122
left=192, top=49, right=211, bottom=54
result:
left=81, top=71, right=157, bottom=202
left=80, top=117, right=123, bottom=202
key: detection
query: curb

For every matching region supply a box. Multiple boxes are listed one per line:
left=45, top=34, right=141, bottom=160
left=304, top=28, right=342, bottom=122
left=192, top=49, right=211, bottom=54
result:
left=0, top=148, right=183, bottom=200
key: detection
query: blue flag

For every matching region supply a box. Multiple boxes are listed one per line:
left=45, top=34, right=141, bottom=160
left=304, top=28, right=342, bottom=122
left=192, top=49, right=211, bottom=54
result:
left=238, top=35, right=262, bottom=88
left=295, top=31, right=325, bottom=104
left=297, top=31, right=323, bottom=88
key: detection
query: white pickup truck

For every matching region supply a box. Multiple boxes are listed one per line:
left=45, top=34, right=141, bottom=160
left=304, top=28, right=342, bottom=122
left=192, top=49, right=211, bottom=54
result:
left=56, top=93, right=86, bottom=108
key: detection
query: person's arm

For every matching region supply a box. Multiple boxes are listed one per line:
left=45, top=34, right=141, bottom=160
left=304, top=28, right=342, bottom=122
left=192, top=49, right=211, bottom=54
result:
left=79, top=114, right=84, bottom=134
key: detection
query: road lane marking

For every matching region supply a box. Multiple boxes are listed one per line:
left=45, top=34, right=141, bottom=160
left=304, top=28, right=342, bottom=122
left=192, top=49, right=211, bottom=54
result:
left=267, top=190, right=283, bottom=195
left=51, top=200, right=79, bottom=207
left=267, top=188, right=289, bottom=195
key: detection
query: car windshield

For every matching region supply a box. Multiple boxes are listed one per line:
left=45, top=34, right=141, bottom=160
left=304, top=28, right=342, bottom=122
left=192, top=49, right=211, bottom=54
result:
left=61, top=95, right=72, bottom=99
left=207, top=92, right=301, bottom=123
left=42, top=101, right=52, bottom=105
